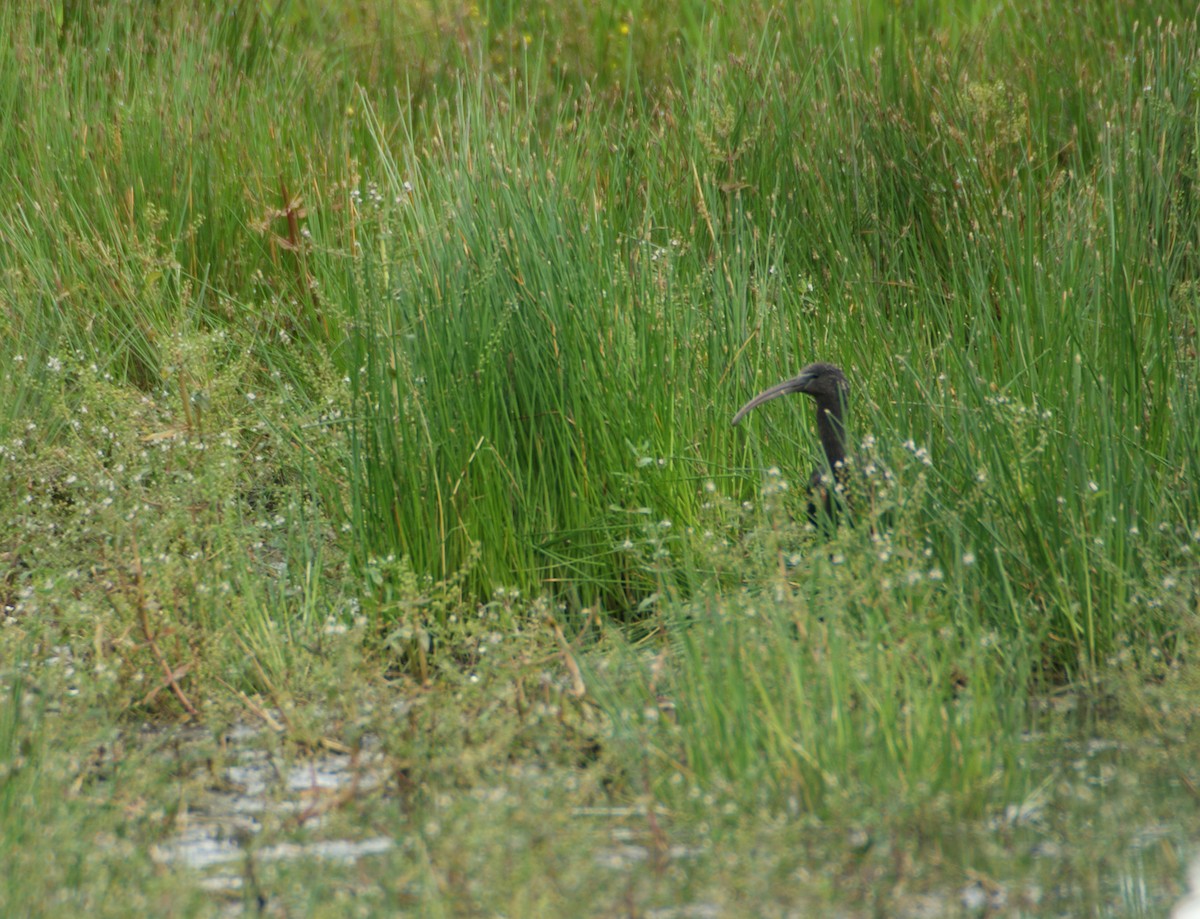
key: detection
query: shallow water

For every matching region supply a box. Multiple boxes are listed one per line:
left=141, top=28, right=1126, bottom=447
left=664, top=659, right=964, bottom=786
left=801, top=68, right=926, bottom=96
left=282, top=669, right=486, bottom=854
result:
left=148, top=720, right=394, bottom=895
left=132, top=714, right=1200, bottom=917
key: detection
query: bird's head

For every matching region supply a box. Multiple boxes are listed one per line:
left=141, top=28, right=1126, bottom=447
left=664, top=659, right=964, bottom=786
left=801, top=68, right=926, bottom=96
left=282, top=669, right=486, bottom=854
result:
left=791, top=363, right=848, bottom=401
left=731, top=362, right=848, bottom=425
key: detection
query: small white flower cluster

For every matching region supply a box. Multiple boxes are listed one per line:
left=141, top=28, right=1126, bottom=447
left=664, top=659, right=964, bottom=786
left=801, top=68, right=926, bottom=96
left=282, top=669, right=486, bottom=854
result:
left=902, top=439, right=933, bottom=467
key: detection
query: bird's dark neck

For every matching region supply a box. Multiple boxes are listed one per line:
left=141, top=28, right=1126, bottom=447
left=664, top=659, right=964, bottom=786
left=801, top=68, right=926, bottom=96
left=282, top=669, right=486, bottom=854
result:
left=814, top=396, right=847, bottom=471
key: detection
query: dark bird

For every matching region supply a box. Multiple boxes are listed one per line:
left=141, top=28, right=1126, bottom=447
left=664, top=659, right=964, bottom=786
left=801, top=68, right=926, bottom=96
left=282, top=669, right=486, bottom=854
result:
left=732, top=362, right=850, bottom=527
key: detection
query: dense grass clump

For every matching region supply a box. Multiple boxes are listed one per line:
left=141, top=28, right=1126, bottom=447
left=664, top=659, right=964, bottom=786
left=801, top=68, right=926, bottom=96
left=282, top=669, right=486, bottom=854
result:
left=330, top=7, right=1200, bottom=677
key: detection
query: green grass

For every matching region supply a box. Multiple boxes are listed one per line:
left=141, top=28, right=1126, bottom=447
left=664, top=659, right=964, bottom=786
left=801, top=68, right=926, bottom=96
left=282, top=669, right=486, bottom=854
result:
left=2, top=0, right=1199, bottom=915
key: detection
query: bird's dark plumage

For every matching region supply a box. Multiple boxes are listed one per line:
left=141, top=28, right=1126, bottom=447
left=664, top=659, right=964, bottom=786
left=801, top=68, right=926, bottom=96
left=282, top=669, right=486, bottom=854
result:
left=732, top=362, right=850, bottom=526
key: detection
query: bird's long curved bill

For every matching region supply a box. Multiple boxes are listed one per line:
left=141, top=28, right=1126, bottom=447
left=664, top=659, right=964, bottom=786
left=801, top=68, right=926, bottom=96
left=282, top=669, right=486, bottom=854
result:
left=731, top=375, right=811, bottom=425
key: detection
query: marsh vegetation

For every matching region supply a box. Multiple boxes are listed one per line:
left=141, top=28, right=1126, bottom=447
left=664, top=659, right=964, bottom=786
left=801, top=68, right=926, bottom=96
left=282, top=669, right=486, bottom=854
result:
left=2, top=1, right=1199, bottom=915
